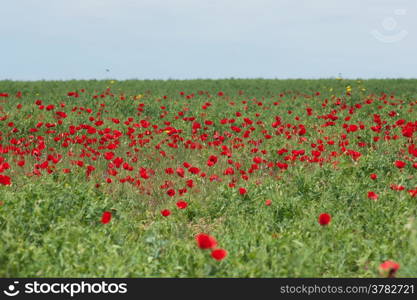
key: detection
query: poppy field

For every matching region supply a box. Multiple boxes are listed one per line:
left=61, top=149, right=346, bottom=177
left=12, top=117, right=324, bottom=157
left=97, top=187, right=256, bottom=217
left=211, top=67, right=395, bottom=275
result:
left=1, top=79, right=417, bottom=277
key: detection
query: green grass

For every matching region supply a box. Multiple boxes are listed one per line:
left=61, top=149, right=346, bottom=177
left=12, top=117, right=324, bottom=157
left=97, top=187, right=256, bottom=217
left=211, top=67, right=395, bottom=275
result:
left=0, top=78, right=417, bottom=277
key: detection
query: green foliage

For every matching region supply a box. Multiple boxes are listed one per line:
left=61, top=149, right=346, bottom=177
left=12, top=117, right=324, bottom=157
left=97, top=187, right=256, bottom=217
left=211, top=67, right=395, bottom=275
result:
left=0, top=79, right=417, bottom=277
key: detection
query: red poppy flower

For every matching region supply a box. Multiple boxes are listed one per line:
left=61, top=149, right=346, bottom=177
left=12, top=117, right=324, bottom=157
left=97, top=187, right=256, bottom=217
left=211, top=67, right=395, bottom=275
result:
left=207, top=155, right=218, bottom=167
left=408, top=189, right=417, bottom=197
left=165, top=168, right=174, bottom=174
left=370, top=173, right=377, bottom=180
left=239, top=187, right=247, bottom=195
left=176, top=200, right=188, bottom=209
left=318, top=213, right=331, bottom=226
left=161, top=209, right=171, bottom=217
left=379, top=260, right=400, bottom=278
left=101, top=211, right=112, bottom=224
left=186, top=179, right=194, bottom=188
left=189, top=167, right=200, bottom=174
left=104, top=152, right=115, bottom=160
left=223, top=167, right=234, bottom=175
left=253, top=157, right=262, bottom=164
left=211, top=248, right=227, bottom=261
left=176, top=167, right=185, bottom=177
left=391, top=184, right=405, bottom=191
left=0, top=175, right=11, bottom=185
left=265, top=199, right=272, bottom=206
left=394, top=160, right=406, bottom=169
left=368, top=191, right=378, bottom=200
left=195, top=233, right=217, bottom=249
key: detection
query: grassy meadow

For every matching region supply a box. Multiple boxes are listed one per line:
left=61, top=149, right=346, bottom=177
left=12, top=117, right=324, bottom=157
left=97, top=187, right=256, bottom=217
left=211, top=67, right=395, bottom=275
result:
left=1, top=79, right=417, bottom=277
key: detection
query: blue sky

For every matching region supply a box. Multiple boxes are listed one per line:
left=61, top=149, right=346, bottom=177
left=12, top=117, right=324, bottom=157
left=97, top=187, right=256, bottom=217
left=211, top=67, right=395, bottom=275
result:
left=1, top=0, right=416, bottom=80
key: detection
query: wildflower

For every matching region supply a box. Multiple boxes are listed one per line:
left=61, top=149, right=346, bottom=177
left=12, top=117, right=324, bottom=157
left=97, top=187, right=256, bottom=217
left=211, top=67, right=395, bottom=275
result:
left=394, top=160, right=406, bottom=169
left=101, top=211, right=112, bottom=224
left=379, top=260, right=400, bottom=278
left=211, top=249, right=227, bottom=261
left=161, top=209, right=171, bottom=217
left=207, top=155, right=218, bottom=167
left=368, top=191, right=379, bottom=200
left=318, top=213, right=331, bottom=226
left=0, top=175, right=11, bottom=185
left=195, top=233, right=217, bottom=249
left=176, top=201, right=188, bottom=209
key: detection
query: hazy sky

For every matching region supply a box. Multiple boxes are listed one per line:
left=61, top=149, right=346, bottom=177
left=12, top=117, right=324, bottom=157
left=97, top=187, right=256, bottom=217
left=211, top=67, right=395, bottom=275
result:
left=1, top=0, right=416, bottom=80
